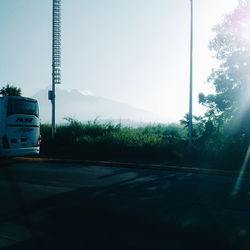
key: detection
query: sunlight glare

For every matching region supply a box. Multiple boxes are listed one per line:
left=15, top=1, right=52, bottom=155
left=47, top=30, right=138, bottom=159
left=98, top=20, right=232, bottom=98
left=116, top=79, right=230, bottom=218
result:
left=231, top=143, right=250, bottom=197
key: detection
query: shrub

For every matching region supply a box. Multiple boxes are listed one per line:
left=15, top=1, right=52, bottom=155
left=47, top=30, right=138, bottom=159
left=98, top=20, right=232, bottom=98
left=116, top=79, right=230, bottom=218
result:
left=40, top=119, right=187, bottom=160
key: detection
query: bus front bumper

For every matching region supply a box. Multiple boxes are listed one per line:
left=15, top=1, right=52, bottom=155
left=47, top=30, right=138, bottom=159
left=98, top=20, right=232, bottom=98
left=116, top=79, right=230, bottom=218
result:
left=1, top=147, right=40, bottom=157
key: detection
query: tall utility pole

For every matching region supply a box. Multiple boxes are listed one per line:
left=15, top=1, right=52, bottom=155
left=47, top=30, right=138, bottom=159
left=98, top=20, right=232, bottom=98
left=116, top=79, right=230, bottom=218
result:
left=49, top=0, right=61, bottom=137
left=188, top=0, right=193, bottom=148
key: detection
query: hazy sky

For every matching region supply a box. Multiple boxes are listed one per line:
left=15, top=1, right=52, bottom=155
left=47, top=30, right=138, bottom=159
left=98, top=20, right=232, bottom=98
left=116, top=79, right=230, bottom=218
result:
left=0, top=0, right=238, bottom=122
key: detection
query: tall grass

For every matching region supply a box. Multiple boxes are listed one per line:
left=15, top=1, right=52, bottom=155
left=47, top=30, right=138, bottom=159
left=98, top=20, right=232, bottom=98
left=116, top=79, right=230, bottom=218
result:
left=40, top=119, right=187, bottom=160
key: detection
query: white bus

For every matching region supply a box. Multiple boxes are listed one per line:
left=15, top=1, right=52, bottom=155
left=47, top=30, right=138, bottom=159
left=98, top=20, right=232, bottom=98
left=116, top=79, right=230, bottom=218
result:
left=0, top=96, right=40, bottom=157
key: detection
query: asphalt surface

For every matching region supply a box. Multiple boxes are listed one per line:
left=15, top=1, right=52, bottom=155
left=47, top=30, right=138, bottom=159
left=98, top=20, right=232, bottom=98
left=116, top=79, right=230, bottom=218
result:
left=0, top=160, right=250, bottom=250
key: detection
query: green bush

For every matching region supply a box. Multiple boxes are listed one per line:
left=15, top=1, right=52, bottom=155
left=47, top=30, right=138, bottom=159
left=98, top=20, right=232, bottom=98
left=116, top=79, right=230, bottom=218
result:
left=40, top=119, right=187, bottom=160
left=40, top=118, right=250, bottom=169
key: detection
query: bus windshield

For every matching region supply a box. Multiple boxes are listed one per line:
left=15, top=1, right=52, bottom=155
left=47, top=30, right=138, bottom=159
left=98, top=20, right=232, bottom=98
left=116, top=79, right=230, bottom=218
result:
left=7, top=98, right=39, bottom=117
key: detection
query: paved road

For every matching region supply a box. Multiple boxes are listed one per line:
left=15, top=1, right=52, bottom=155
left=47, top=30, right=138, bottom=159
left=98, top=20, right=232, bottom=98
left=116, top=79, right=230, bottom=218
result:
left=0, top=160, right=250, bottom=250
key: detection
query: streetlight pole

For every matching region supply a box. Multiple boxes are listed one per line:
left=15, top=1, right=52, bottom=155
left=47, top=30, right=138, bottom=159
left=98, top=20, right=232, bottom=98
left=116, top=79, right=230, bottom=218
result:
left=188, top=0, right=193, bottom=148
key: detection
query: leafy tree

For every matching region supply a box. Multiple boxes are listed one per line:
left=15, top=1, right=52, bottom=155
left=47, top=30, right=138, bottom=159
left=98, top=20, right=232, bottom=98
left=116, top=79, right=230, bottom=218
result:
left=0, top=84, right=22, bottom=96
left=196, top=1, right=250, bottom=165
left=199, top=0, right=250, bottom=128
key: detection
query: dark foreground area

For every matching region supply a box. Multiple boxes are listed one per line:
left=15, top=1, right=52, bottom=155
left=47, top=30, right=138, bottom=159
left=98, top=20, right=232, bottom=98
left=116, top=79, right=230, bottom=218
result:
left=0, top=160, right=250, bottom=250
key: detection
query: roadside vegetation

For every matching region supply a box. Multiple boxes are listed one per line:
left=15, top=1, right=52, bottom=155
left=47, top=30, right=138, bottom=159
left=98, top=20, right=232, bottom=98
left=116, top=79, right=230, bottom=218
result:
left=40, top=119, right=187, bottom=162
left=40, top=116, right=250, bottom=170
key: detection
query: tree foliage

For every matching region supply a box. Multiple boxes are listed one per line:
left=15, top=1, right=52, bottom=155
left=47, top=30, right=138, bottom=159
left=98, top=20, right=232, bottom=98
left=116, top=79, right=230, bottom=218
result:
left=195, top=1, right=250, bottom=165
left=200, top=0, right=250, bottom=127
left=180, top=113, right=207, bottom=139
left=0, top=84, right=22, bottom=97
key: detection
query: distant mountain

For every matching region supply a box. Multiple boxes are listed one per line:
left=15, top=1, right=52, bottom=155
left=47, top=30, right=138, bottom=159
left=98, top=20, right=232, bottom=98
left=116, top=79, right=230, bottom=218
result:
left=32, top=87, right=161, bottom=124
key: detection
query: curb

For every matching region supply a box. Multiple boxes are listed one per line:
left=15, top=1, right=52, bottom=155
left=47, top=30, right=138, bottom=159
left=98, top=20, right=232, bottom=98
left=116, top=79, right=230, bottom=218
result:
left=13, top=157, right=247, bottom=179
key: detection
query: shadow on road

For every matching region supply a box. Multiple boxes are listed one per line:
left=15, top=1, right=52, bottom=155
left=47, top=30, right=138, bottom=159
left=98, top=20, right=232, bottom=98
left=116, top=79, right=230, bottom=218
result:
left=0, top=164, right=250, bottom=250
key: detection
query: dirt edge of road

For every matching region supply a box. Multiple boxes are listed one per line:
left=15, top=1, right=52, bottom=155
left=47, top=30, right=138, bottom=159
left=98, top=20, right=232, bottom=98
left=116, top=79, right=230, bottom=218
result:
left=12, top=157, right=248, bottom=179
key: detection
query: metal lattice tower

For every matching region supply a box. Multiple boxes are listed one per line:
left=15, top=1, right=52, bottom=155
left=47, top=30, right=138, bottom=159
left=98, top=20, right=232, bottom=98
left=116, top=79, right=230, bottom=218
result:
left=49, top=0, right=61, bottom=137
left=52, top=0, right=61, bottom=84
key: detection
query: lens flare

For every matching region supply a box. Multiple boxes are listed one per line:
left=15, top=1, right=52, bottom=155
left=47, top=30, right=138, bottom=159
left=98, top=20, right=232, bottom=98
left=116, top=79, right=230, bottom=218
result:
left=231, top=143, right=250, bottom=197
